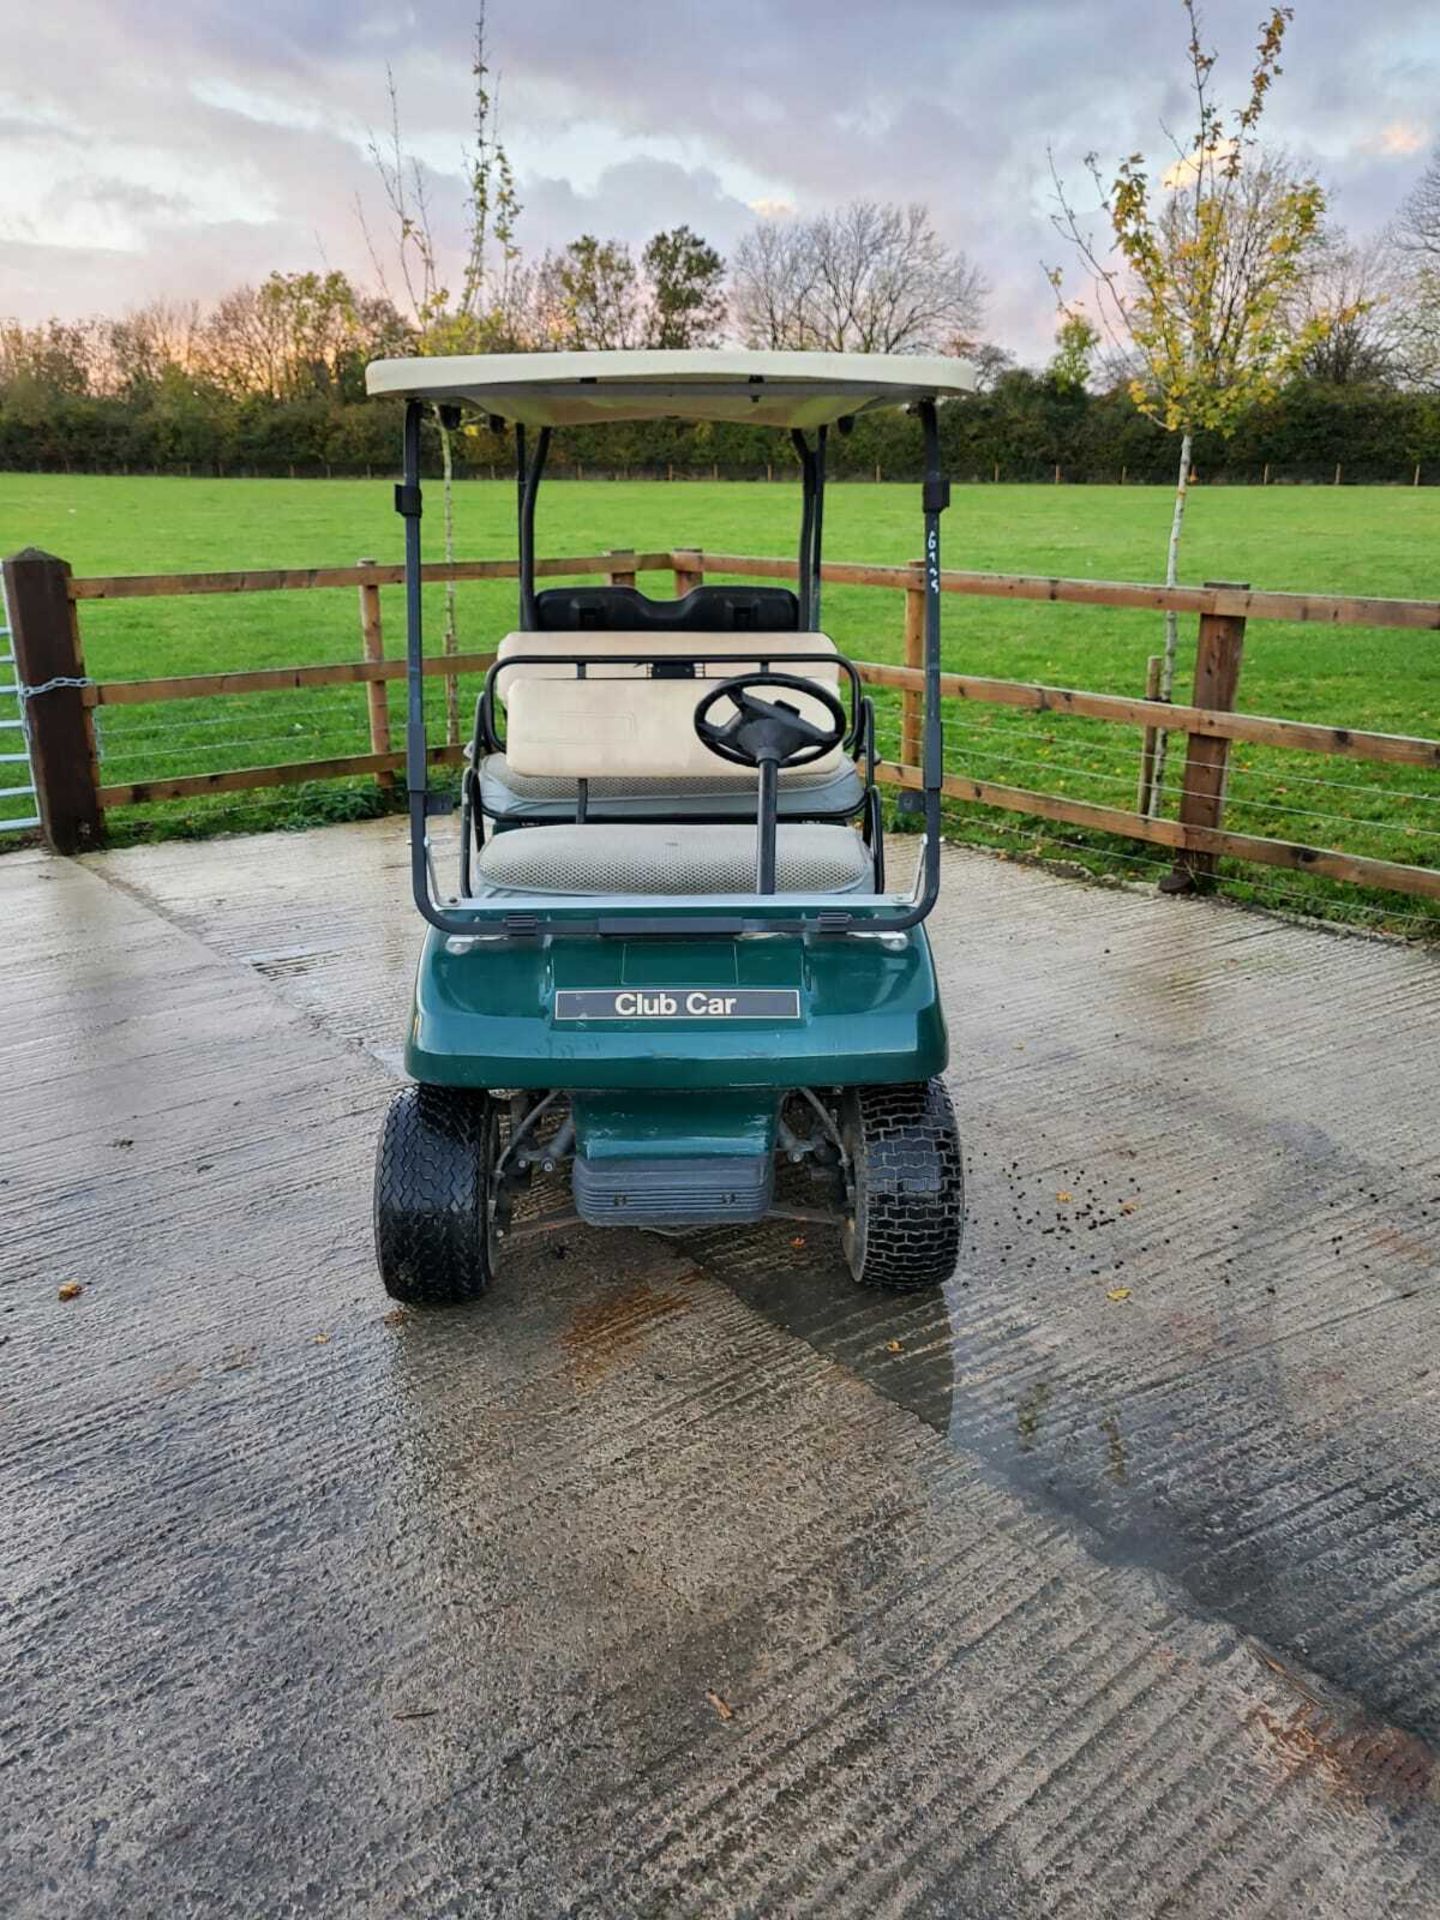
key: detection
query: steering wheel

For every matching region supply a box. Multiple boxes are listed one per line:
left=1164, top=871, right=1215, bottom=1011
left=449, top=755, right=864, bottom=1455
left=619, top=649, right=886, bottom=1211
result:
left=694, top=671, right=847, bottom=770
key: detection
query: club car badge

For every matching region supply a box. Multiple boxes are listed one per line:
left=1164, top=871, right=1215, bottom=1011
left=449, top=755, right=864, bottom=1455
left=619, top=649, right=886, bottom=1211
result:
left=554, top=989, right=801, bottom=1021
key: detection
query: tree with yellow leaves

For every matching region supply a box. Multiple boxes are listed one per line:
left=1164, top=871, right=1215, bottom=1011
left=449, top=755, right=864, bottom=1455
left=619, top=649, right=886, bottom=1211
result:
left=1050, top=3, right=1350, bottom=812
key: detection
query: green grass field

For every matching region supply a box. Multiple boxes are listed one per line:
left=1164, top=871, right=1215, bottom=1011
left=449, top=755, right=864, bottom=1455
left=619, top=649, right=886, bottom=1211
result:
left=3, top=472, right=1437, bottom=935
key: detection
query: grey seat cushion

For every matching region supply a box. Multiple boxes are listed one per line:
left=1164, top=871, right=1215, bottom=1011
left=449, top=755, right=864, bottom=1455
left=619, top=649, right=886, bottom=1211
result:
left=476, top=823, right=873, bottom=897
left=477, top=753, right=865, bottom=823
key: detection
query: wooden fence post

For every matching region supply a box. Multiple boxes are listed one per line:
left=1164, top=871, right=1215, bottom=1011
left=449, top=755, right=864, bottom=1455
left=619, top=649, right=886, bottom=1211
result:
left=672, top=549, right=704, bottom=599
left=356, top=557, right=393, bottom=793
left=1159, top=583, right=1248, bottom=895
left=2, top=548, right=103, bottom=853
left=901, top=562, right=925, bottom=767
left=605, top=549, right=638, bottom=589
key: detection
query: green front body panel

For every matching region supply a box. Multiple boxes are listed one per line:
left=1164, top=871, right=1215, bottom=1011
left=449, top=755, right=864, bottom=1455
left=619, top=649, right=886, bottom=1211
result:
left=406, top=927, right=947, bottom=1090
left=570, top=1089, right=779, bottom=1158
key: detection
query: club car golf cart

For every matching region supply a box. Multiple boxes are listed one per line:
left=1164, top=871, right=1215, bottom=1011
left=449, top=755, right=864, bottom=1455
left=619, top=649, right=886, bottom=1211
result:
left=364, top=349, right=972, bottom=1304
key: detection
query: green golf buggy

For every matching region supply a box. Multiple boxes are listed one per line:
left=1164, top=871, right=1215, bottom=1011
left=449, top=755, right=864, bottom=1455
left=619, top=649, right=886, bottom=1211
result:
left=364, top=349, right=972, bottom=1302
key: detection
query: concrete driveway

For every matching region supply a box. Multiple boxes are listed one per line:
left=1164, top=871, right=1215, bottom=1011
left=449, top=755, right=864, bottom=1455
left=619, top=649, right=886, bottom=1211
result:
left=4, top=821, right=1438, bottom=1916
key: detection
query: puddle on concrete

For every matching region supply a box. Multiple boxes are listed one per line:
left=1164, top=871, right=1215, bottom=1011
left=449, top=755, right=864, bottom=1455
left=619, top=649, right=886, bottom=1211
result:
left=681, top=1216, right=963, bottom=1438
left=680, top=1136, right=1440, bottom=1753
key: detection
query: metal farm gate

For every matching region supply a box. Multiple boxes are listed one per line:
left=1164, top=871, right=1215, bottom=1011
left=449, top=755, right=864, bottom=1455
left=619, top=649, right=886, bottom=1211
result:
left=0, top=571, right=40, bottom=834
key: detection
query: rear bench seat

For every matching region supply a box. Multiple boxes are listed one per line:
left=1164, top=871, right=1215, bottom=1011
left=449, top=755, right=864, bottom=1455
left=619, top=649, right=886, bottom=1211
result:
left=481, top=621, right=865, bottom=823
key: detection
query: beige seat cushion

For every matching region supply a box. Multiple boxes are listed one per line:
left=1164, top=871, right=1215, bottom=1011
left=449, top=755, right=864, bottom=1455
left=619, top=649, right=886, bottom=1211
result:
left=495, top=630, right=845, bottom=781
left=476, top=823, right=872, bottom=896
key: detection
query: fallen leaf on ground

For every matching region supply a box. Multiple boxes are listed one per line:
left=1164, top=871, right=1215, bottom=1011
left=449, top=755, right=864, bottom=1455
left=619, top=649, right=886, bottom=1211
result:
left=1056, top=1191, right=1073, bottom=1205
left=885, top=1339, right=904, bottom=1353
left=57, top=1282, right=84, bottom=1302
left=382, top=1308, right=409, bottom=1327
left=789, top=1236, right=807, bottom=1250
left=705, top=1690, right=735, bottom=1722
left=1119, top=1200, right=1139, bottom=1215
left=1107, top=1287, right=1132, bottom=1303
left=312, top=1332, right=331, bottom=1345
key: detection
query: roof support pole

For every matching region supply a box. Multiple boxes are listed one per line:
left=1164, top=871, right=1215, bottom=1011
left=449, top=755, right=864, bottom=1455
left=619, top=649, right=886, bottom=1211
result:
left=518, top=426, right=552, bottom=631
left=917, top=399, right=950, bottom=916
left=398, top=400, right=434, bottom=921
left=513, top=422, right=527, bottom=628
left=811, top=425, right=828, bottom=629
left=790, top=429, right=817, bottom=628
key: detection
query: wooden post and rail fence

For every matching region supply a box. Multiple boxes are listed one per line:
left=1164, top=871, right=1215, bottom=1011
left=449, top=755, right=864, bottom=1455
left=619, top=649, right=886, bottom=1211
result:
left=3, top=543, right=1438, bottom=910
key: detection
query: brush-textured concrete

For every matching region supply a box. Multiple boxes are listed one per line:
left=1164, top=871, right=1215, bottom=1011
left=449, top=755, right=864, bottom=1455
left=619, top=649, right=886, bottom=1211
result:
left=4, top=822, right=1438, bottom=1917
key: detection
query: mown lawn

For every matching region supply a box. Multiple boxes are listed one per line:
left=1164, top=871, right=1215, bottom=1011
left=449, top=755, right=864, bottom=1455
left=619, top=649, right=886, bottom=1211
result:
left=2, top=472, right=1437, bottom=935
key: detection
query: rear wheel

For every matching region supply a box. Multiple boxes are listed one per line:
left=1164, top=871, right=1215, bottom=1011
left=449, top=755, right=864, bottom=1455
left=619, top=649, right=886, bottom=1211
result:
left=841, top=1079, right=964, bottom=1291
left=374, top=1084, right=499, bottom=1305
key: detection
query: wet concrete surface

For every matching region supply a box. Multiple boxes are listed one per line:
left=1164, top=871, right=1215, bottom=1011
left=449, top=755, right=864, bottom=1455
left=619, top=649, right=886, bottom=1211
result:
left=4, top=820, right=1439, bottom=1915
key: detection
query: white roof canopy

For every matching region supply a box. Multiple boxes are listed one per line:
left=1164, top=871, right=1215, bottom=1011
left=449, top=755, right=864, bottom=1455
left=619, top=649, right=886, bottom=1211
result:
left=365, top=349, right=976, bottom=428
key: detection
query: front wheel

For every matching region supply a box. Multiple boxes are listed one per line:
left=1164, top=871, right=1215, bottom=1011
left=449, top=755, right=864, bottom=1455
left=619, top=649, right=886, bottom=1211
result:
left=841, top=1079, right=964, bottom=1292
left=374, top=1084, right=499, bottom=1305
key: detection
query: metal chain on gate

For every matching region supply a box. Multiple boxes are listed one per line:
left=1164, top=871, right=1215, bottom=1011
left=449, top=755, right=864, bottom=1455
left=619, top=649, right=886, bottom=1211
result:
left=17, top=675, right=94, bottom=701
left=16, top=676, right=103, bottom=761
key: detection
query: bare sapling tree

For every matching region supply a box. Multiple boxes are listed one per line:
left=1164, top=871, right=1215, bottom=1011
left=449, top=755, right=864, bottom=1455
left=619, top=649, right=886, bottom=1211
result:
left=734, top=201, right=985, bottom=353
left=361, top=6, right=521, bottom=741
left=1049, top=2, right=1347, bottom=812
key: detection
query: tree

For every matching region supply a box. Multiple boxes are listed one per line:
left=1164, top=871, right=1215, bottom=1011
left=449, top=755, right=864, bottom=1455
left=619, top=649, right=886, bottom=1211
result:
left=360, top=7, right=524, bottom=740
left=1050, top=2, right=1344, bottom=812
left=1391, top=151, right=1440, bottom=390
left=96, top=300, right=204, bottom=400
left=1297, top=235, right=1397, bottom=385
left=0, top=319, right=95, bottom=397
left=730, top=220, right=817, bottom=351
left=194, top=272, right=403, bottom=402
left=642, top=226, right=726, bottom=348
left=1394, top=148, right=1440, bottom=265
left=1393, top=275, right=1440, bottom=391
left=967, top=342, right=1015, bottom=391
left=1048, top=311, right=1100, bottom=393
left=531, top=237, right=646, bottom=349
left=733, top=201, right=985, bottom=353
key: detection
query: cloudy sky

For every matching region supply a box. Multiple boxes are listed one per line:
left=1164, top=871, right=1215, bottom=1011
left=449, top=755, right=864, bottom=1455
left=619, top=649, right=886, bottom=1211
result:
left=1, top=0, right=1435, bottom=361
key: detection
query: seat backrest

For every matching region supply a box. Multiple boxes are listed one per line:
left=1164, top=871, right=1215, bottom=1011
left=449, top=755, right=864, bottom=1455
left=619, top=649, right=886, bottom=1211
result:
left=535, top=584, right=798, bottom=633
left=495, top=630, right=844, bottom=781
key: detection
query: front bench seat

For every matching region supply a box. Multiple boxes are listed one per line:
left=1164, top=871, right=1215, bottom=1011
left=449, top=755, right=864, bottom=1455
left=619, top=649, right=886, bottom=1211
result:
left=474, top=823, right=873, bottom=897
